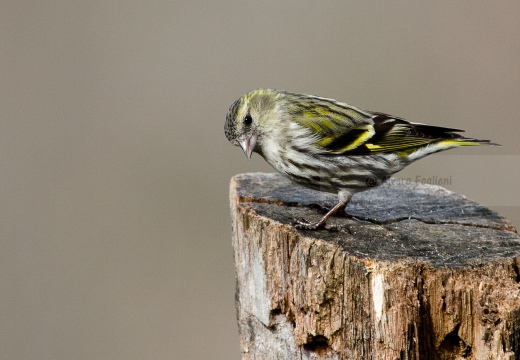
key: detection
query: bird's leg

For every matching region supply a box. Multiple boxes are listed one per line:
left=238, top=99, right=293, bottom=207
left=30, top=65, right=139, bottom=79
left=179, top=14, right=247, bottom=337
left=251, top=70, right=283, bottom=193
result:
left=294, top=202, right=345, bottom=230
left=309, top=203, right=366, bottom=222
left=294, top=192, right=352, bottom=230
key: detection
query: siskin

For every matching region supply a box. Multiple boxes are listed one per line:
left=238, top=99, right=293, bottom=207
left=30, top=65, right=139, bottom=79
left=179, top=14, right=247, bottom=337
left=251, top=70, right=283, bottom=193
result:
left=225, top=89, right=498, bottom=230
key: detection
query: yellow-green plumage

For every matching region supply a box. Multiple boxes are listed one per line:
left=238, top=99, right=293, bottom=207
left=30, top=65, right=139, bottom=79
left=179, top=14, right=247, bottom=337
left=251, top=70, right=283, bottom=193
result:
left=225, top=88, right=498, bottom=230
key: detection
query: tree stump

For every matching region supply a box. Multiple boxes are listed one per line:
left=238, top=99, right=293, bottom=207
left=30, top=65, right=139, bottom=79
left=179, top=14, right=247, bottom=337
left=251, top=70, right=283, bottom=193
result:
left=230, top=173, right=520, bottom=360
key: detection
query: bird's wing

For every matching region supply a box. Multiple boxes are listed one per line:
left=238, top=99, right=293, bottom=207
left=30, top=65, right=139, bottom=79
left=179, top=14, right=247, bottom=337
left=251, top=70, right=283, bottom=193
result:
left=343, top=112, right=467, bottom=155
left=290, top=100, right=376, bottom=153
left=295, top=107, right=468, bottom=155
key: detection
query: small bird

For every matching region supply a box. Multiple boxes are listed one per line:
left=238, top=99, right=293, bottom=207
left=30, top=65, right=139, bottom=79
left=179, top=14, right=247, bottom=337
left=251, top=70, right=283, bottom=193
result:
left=225, top=89, right=498, bottom=230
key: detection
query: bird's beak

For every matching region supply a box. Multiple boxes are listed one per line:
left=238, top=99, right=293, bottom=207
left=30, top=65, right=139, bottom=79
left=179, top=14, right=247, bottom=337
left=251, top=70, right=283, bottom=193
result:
left=239, top=134, right=257, bottom=160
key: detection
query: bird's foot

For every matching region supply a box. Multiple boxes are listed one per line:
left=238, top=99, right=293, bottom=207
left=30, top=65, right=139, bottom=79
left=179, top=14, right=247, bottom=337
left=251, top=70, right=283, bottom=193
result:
left=293, top=218, right=326, bottom=230
left=292, top=218, right=351, bottom=233
left=308, top=204, right=367, bottom=222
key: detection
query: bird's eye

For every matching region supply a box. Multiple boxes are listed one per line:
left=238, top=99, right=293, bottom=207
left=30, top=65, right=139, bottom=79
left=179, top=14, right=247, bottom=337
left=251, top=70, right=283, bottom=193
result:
left=244, top=114, right=253, bottom=125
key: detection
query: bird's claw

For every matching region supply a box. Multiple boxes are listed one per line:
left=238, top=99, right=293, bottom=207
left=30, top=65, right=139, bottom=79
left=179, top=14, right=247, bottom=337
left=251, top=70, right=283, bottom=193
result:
left=292, top=219, right=352, bottom=233
left=292, top=218, right=325, bottom=230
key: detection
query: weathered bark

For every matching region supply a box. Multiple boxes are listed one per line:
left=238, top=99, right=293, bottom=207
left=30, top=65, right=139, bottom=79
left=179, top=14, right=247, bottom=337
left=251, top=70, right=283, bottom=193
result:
left=230, top=173, right=520, bottom=360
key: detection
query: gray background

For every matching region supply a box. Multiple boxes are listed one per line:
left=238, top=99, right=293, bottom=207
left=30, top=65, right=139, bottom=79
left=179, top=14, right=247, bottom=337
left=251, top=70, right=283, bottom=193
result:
left=2, top=1, right=519, bottom=359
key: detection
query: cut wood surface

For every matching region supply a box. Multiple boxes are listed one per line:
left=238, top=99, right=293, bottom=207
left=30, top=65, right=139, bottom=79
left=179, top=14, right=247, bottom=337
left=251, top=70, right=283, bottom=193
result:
left=230, top=172, right=520, bottom=360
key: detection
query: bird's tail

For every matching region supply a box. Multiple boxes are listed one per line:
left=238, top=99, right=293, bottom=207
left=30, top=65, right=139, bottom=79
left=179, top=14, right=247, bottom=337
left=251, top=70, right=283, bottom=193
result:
left=406, top=137, right=500, bottom=162
left=438, top=137, right=500, bottom=147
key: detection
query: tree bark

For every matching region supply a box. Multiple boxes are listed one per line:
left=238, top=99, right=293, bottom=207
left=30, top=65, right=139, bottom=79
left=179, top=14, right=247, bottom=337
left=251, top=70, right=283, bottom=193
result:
left=230, top=173, right=520, bottom=360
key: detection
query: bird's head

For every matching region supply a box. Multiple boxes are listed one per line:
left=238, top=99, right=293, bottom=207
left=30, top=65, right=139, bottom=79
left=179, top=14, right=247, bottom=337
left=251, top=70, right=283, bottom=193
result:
left=224, top=89, right=279, bottom=159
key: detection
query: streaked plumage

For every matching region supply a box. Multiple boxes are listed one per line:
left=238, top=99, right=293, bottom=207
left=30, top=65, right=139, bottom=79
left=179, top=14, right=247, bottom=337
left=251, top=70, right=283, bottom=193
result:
left=225, top=89, right=498, bottom=230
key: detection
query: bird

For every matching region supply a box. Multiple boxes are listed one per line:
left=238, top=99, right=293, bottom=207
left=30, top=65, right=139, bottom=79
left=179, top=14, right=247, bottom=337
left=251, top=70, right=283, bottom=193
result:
left=224, top=89, right=498, bottom=230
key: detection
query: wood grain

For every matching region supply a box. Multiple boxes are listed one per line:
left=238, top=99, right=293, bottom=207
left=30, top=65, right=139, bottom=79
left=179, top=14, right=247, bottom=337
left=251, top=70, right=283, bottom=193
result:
left=230, top=173, right=520, bottom=359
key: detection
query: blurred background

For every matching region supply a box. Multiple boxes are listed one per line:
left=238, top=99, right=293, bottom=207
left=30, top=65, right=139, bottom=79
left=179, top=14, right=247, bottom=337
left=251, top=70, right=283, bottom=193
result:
left=1, top=1, right=519, bottom=359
